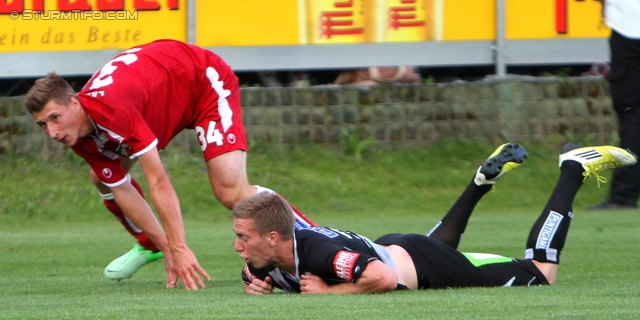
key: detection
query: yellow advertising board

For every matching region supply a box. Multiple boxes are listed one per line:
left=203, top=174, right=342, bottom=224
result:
left=0, top=0, right=185, bottom=53
left=382, top=0, right=434, bottom=42
left=443, top=0, right=609, bottom=40
left=506, top=0, right=609, bottom=39
left=196, top=0, right=436, bottom=46
left=197, top=0, right=300, bottom=46
left=196, top=0, right=609, bottom=47
left=0, top=0, right=610, bottom=52
left=304, top=0, right=376, bottom=44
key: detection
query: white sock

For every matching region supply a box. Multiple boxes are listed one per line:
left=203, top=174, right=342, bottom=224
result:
left=99, top=192, right=114, bottom=201
left=255, top=185, right=276, bottom=195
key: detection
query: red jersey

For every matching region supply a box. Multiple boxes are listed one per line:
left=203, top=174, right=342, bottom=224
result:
left=73, top=40, right=246, bottom=187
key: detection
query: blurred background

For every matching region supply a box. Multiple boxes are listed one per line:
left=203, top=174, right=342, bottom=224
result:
left=0, top=0, right=615, bottom=155
left=0, top=0, right=609, bottom=92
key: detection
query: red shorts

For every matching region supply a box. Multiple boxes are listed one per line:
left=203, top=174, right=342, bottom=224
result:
left=193, top=56, right=248, bottom=161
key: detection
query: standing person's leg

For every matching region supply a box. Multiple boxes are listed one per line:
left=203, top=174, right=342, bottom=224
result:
left=205, top=150, right=316, bottom=228
left=527, top=145, right=637, bottom=284
left=610, top=109, right=640, bottom=207
left=97, top=157, right=164, bottom=280
left=94, top=174, right=157, bottom=250
left=199, top=63, right=316, bottom=228
left=427, top=143, right=527, bottom=249
left=590, top=30, right=640, bottom=209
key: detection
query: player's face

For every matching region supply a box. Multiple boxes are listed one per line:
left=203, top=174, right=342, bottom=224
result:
left=233, top=218, right=275, bottom=269
left=33, top=97, right=88, bottom=147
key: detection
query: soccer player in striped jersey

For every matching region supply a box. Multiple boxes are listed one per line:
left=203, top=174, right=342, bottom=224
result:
left=235, top=143, right=635, bottom=294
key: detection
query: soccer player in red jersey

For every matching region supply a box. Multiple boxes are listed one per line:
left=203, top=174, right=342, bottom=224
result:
left=24, top=39, right=316, bottom=290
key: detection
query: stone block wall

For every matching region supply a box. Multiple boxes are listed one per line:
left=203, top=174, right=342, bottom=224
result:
left=241, top=77, right=614, bottom=148
left=0, top=77, right=615, bottom=157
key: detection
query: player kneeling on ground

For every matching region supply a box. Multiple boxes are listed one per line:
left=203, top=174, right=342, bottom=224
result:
left=234, top=143, right=636, bottom=294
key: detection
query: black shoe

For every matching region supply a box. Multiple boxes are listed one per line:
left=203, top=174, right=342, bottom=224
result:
left=473, top=143, right=528, bottom=185
left=560, top=142, right=583, bottom=154
left=587, top=200, right=638, bottom=210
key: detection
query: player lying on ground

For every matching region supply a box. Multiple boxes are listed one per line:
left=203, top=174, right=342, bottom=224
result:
left=233, top=143, right=637, bottom=294
left=24, top=40, right=316, bottom=290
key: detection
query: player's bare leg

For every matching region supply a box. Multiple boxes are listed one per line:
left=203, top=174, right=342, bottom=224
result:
left=205, top=150, right=254, bottom=209
left=206, top=150, right=316, bottom=227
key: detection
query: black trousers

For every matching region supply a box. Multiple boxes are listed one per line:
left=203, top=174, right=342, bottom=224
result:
left=607, top=30, right=640, bottom=206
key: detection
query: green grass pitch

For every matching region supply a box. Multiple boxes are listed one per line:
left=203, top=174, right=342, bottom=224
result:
left=1, top=140, right=639, bottom=319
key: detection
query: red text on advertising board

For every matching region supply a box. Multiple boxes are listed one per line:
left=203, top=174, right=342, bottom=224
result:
left=0, top=0, right=180, bottom=14
left=318, top=0, right=363, bottom=39
left=555, top=0, right=606, bottom=34
left=388, top=0, right=425, bottom=30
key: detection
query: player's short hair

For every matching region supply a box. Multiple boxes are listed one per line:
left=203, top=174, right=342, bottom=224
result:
left=24, top=72, right=77, bottom=114
left=232, top=192, right=295, bottom=240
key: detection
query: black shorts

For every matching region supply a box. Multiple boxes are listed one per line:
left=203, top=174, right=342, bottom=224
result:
left=375, top=233, right=549, bottom=289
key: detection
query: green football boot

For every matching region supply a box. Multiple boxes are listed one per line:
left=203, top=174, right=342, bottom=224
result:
left=104, top=244, right=164, bottom=280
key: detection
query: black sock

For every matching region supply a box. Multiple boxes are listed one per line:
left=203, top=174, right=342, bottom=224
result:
left=525, top=161, right=584, bottom=264
left=427, top=179, right=492, bottom=249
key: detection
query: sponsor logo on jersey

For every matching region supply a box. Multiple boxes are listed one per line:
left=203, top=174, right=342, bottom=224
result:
left=333, top=250, right=359, bottom=281
left=228, top=133, right=236, bottom=144
left=535, top=211, right=563, bottom=249
left=102, top=168, right=113, bottom=179
left=308, top=227, right=340, bottom=238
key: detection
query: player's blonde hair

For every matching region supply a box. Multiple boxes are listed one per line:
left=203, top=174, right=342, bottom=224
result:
left=25, top=72, right=77, bottom=113
left=232, top=192, right=295, bottom=240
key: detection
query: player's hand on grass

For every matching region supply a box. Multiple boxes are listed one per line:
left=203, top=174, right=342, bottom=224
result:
left=167, top=248, right=211, bottom=290
left=300, top=274, right=329, bottom=294
left=163, top=251, right=179, bottom=289
left=244, top=276, right=274, bottom=295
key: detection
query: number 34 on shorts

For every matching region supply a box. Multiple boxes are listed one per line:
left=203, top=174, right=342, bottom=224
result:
left=195, top=120, right=226, bottom=151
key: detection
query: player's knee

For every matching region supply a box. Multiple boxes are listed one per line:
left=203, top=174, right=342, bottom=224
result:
left=215, top=188, right=246, bottom=210
left=212, top=182, right=255, bottom=210
left=531, top=260, right=557, bottom=285
left=90, top=170, right=114, bottom=196
left=218, top=197, right=238, bottom=210
left=90, top=170, right=101, bottom=186
left=544, top=275, right=556, bottom=285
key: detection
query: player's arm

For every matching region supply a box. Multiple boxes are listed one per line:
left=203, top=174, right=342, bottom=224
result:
left=136, top=146, right=210, bottom=290
left=110, top=180, right=170, bottom=253
left=110, top=179, right=178, bottom=284
left=300, top=260, right=398, bottom=294
left=81, top=144, right=171, bottom=255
